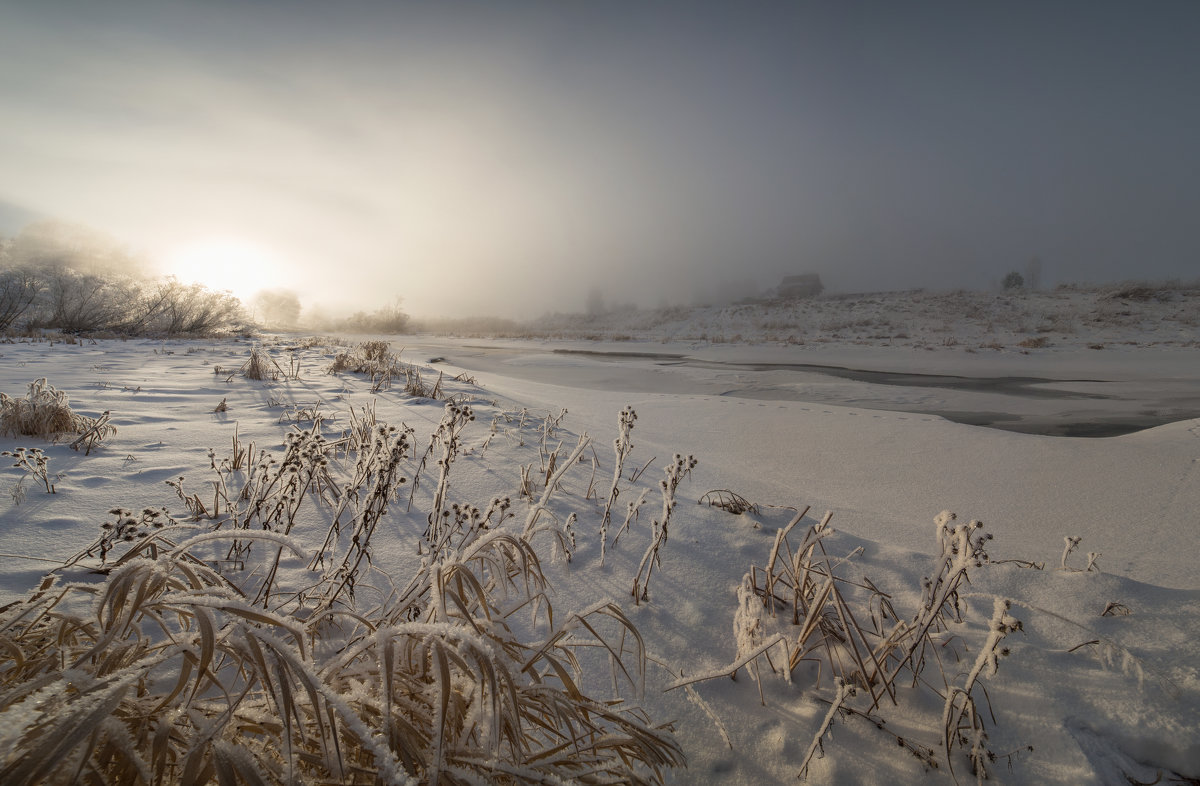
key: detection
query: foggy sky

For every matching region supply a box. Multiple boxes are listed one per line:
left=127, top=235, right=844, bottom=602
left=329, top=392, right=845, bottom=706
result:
left=2, top=1, right=1199, bottom=318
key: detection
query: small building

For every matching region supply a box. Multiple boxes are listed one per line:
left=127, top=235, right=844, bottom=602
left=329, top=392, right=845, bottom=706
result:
left=777, top=274, right=823, bottom=299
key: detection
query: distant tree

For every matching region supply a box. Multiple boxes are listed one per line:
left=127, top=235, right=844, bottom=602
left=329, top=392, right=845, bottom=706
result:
left=0, top=269, right=41, bottom=330
left=1002, top=271, right=1025, bottom=291
left=316, top=297, right=409, bottom=335
left=4, top=220, right=154, bottom=332
left=371, top=297, right=409, bottom=333
left=160, top=280, right=247, bottom=335
left=0, top=220, right=248, bottom=335
left=0, top=237, right=42, bottom=330
left=36, top=266, right=138, bottom=332
left=252, top=288, right=302, bottom=328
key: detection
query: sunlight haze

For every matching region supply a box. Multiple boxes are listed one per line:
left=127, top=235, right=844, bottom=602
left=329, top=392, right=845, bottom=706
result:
left=3, top=1, right=1199, bottom=318
left=162, top=237, right=290, bottom=304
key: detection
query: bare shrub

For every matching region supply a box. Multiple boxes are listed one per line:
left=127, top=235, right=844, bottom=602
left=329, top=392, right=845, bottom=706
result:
left=154, top=279, right=247, bottom=335
left=1002, top=271, right=1025, bottom=290
left=36, top=267, right=136, bottom=333
left=0, top=266, right=41, bottom=330
left=3, top=222, right=248, bottom=336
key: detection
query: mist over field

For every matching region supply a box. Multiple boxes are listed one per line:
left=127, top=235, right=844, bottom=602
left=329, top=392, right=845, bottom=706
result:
left=3, top=7, right=1200, bottom=782
left=3, top=2, right=1200, bottom=319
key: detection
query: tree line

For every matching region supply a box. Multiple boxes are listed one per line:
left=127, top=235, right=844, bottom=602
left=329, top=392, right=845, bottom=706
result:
left=1, top=221, right=410, bottom=336
left=1, top=222, right=248, bottom=336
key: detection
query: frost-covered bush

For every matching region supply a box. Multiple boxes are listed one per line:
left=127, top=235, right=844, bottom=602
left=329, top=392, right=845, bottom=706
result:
left=3, top=222, right=249, bottom=336
left=0, top=266, right=41, bottom=330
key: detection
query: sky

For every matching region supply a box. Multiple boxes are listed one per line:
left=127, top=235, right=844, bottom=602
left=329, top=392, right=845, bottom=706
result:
left=2, top=1, right=1199, bottom=318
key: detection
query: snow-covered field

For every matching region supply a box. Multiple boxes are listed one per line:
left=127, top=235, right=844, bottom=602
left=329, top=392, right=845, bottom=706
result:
left=1, top=292, right=1198, bottom=784
left=521, top=286, right=1200, bottom=351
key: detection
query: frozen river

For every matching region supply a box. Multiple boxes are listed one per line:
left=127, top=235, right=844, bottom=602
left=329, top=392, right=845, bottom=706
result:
left=407, top=339, right=1200, bottom=437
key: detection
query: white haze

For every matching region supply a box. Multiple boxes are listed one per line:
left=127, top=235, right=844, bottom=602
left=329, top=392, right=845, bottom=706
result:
left=2, top=2, right=1200, bottom=318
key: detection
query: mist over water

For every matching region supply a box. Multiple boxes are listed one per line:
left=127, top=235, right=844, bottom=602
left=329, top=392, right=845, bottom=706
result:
left=2, top=2, right=1200, bottom=319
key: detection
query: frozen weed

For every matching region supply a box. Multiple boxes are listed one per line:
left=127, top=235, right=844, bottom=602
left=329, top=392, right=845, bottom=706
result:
left=942, top=598, right=1022, bottom=783
left=699, top=488, right=759, bottom=515
left=2, top=446, right=55, bottom=494
left=673, top=509, right=1021, bottom=780
left=632, top=453, right=697, bottom=603
left=611, top=486, right=651, bottom=546
left=1059, top=535, right=1099, bottom=571
left=8, top=475, right=27, bottom=505
left=600, top=406, right=637, bottom=565
left=522, top=432, right=592, bottom=562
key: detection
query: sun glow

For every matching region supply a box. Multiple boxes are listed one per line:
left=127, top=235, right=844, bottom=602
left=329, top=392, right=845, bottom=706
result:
left=161, top=237, right=286, bottom=303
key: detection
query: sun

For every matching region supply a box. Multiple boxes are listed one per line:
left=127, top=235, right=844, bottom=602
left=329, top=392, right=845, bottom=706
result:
left=160, top=237, right=286, bottom=303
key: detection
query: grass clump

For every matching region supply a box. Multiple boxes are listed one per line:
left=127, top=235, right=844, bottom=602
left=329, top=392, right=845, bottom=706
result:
left=0, top=536, right=681, bottom=785
left=328, top=340, right=408, bottom=393
left=239, top=344, right=287, bottom=381
left=0, top=378, right=116, bottom=448
left=328, top=340, right=446, bottom=398
left=1, top=405, right=686, bottom=785
left=671, top=509, right=1019, bottom=780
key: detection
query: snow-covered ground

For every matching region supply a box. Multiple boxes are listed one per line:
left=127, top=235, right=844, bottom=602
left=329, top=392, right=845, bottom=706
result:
left=519, top=286, right=1200, bottom=351
left=1, top=293, right=1198, bottom=783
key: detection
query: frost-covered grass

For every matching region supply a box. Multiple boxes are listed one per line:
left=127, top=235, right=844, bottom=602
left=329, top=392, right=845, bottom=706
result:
left=0, top=334, right=1197, bottom=784
left=1, top=402, right=685, bottom=784
left=0, top=377, right=116, bottom=447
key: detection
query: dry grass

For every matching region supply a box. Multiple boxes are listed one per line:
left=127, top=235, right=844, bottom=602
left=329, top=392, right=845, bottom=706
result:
left=328, top=341, right=410, bottom=394
left=240, top=344, right=287, bottom=381
left=1, top=406, right=685, bottom=784
left=670, top=508, right=1017, bottom=780
left=327, top=342, right=454, bottom=399
left=698, top=489, right=758, bottom=515
left=0, top=537, right=681, bottom=784
left=0, top=378, right=116, bottom=447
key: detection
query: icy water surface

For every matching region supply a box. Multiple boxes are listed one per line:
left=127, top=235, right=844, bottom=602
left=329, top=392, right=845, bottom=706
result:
left=421, top=344, right=1200, bottom=438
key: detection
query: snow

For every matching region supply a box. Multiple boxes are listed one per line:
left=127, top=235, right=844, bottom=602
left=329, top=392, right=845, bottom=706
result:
left=1, top=293, right=1198, bottom=783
